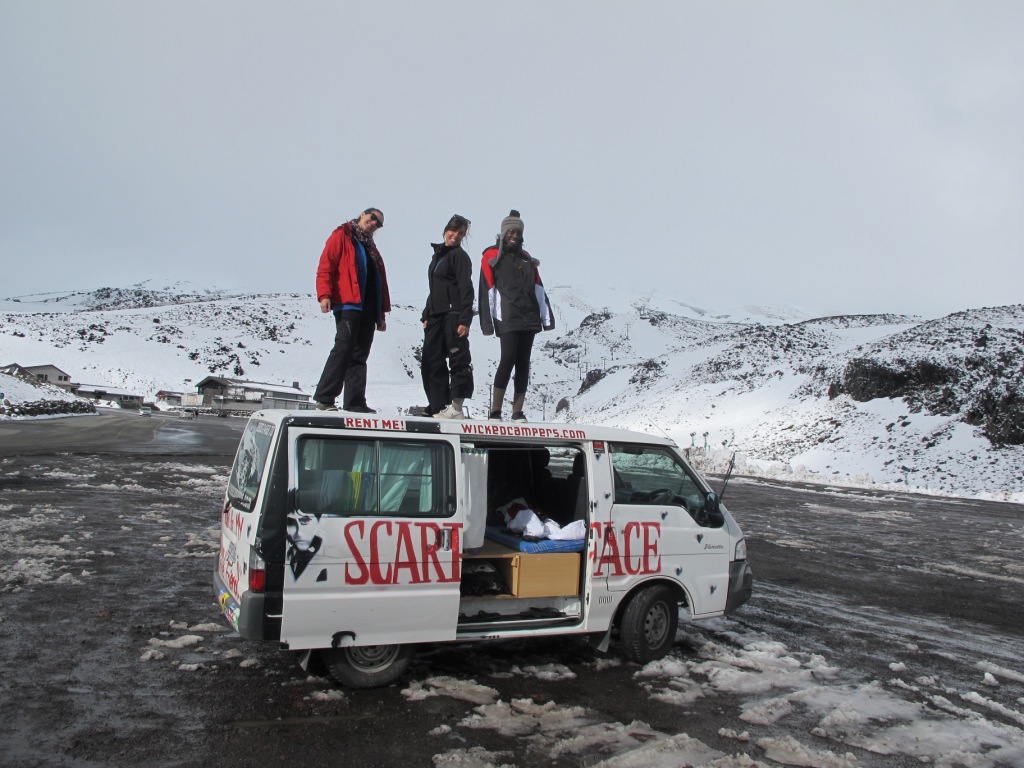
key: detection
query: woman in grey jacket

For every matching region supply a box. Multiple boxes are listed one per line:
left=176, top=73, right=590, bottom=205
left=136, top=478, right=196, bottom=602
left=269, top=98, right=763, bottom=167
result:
left=478, top=210, right=555, bottom=422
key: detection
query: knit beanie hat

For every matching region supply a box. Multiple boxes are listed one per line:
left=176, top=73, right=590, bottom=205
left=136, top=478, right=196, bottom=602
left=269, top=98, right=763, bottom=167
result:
left=499, top=209, right=524, bottom=240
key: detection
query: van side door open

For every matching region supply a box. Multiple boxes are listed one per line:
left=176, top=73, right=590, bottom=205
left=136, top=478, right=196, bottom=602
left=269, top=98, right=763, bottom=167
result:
left=280, top=430, right=463, bottom=649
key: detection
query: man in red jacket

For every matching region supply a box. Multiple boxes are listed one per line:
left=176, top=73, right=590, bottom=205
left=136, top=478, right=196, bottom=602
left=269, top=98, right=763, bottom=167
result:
left=313, top=208, right=391, bottom=413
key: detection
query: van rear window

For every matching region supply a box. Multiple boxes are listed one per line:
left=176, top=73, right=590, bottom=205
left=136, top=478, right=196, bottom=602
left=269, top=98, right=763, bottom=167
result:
left=227, top=420, right=276, bottom=511
left=296, top=437, right=455, bottom=518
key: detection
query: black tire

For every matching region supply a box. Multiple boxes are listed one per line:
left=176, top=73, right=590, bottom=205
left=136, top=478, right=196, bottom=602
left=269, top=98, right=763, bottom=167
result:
left=619, top=585, right=679, bottom=664
left=321, top=644, right=415, bottom=689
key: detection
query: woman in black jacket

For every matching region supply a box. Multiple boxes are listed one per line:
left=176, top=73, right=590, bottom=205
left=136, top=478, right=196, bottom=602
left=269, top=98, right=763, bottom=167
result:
left=421, top=214, right=474, bottom=419
left=478, top=210, right=555, bottom=422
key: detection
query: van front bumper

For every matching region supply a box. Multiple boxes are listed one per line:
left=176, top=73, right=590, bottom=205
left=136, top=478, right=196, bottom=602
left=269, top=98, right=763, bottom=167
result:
left=213, top=569, right=266, bottom=640
left=725, top=560, right=753, bottom=613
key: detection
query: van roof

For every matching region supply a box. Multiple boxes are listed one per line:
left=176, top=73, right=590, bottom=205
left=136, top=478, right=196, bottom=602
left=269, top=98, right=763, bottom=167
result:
left=249, top=409, right=679, bottom=448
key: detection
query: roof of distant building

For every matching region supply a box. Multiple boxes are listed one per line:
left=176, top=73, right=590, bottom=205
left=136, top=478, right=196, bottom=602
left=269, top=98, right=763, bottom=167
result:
left=195, top=376, right=308, bottom=396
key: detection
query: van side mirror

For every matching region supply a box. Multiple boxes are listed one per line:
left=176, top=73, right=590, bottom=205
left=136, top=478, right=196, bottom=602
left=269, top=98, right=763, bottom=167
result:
left=705, top=491, right=719, bottom=515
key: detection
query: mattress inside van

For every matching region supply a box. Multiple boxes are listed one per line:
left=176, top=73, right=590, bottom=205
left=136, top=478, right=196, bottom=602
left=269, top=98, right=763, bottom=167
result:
left=484, top=525, right=587, bottom=554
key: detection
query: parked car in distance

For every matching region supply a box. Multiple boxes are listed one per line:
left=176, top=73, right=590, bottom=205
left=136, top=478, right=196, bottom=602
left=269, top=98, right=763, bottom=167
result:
left=139, top=406, right=153, bottom=417
left=179, top=409, right=196, bottom=419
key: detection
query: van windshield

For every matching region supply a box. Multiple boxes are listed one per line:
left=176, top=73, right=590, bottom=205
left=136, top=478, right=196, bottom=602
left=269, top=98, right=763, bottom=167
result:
left=227, top=420, right=276, bottom=511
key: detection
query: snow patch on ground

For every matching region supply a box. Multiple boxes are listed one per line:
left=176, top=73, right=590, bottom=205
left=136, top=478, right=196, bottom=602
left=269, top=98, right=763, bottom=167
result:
left=409, top=620, right=1024, bottom=767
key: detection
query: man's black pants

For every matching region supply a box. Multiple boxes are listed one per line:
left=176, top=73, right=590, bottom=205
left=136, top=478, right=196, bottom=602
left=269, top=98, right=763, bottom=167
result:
left=314, top=309, right=376, bottom=408
left=421, top=313, right=473, bottom=413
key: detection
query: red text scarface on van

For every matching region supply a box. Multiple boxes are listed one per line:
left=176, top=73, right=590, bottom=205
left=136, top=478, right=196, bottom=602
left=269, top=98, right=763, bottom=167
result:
left=590, top=521, right=661, bottom=576
left=342, top=520, right=462, bottom=585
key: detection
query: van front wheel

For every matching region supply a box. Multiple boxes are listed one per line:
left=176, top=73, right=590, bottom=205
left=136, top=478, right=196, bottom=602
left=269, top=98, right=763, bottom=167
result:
left=620, top=585, right=679, bottom=664
left=321, top=644, right=415, bottom=689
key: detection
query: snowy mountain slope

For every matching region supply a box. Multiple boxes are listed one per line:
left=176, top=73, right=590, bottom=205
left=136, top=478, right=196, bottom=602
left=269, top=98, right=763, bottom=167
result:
left=822, top=306, right=1024, bottom=446
left=1, top=293, right=320, bottom=396
left=2, top=280, right=232, bottom=312
left=1, top=283, right=1021, bottom=502
left=534, top=294, right=1024, bottom=501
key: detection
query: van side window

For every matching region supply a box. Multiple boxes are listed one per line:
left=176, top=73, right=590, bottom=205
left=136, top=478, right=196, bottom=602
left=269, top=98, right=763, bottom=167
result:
left=297, top=437, right=455, bottom=518
left=610, top=443, right=722, bottom=527
left=227, top=419, right=276, bottom=511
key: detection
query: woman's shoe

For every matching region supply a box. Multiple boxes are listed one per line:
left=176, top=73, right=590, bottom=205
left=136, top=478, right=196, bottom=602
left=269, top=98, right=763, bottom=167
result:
left=488, top=410, right=502, bottom=420
left=435, top=404, right=465, bottom=419
left=510, top=411, right=528, bottom=423
left=345, top=404, right=377, bottom=414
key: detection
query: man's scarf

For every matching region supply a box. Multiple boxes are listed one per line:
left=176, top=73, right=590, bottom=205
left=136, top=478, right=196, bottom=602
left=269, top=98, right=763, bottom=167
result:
left=350, top=219, right=375, bottom=247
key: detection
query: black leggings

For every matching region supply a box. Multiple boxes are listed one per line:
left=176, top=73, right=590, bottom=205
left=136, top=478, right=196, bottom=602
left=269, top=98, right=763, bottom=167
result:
left=494, top=330, right=536, bottom=393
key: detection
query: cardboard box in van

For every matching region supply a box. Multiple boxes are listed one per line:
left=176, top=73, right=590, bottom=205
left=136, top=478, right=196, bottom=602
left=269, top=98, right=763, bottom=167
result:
left=466, top=541, right=580, bottom=598
left=499, top=551, right=580, bottom=598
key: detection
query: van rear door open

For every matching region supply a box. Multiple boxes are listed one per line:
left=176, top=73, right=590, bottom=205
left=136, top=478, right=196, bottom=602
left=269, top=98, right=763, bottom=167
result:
left=279, top=429, right=464, bottom=649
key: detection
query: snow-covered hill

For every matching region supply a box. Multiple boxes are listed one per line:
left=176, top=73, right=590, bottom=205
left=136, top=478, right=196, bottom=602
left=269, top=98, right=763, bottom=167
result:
left=1, top=280, right=232, bottom=311
left=2, top=282, right=1021, bottom=503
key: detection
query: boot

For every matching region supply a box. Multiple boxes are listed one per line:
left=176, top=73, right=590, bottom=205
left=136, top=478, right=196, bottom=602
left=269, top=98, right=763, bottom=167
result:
left=489, top=387, right=505, bottom=420
left=511, top=392, right=527, bottom=422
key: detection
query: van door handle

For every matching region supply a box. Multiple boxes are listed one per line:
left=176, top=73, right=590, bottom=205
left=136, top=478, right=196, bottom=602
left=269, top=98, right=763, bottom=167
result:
left=434, top=528, right=452, bottom=551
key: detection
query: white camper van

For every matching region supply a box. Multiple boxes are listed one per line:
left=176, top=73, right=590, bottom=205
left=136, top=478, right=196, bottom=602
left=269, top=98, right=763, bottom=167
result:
left=214, top=410, right=752, bottom=688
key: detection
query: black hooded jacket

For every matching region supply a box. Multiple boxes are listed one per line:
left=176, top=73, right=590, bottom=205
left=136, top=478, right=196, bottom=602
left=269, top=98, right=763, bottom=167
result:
left=421, top=242, right=474, bottom=327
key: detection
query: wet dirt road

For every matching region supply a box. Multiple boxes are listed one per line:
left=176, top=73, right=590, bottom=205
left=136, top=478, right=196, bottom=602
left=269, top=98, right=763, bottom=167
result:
left=1, top=412, right=1022, bottom=767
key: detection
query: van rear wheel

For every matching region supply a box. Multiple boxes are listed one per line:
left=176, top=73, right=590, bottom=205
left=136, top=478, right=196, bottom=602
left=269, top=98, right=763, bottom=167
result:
left=321, top=644, right=415, bottom=689
left=620, top=585, right=679, bottom=664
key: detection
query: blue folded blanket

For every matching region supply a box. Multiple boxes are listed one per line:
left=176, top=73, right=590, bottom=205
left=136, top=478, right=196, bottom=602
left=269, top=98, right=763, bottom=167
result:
left=484, top=525, right=586, bottom=554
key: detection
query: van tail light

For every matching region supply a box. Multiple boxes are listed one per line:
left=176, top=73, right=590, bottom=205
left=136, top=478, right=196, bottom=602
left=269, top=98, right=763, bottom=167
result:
left=248, top=550, right=266, bottom=593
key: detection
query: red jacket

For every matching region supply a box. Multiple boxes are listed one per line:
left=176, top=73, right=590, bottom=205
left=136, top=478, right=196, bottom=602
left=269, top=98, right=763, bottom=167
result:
left=315, top=222, right=391, bottom=321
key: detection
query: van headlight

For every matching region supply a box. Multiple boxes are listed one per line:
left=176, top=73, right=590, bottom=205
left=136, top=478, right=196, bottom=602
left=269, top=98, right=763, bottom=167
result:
left=734, top=538, right=747, bottom=561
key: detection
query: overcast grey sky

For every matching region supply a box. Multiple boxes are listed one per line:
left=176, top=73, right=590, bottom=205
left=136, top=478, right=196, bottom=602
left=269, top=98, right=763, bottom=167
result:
left=2, top=1, right=1021, bottom=318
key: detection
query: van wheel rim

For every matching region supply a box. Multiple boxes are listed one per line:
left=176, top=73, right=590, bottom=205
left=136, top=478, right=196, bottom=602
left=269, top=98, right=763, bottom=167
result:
left=644, top=603, right=670, bottom=646
left=347, top=645, right=401, bottom=672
